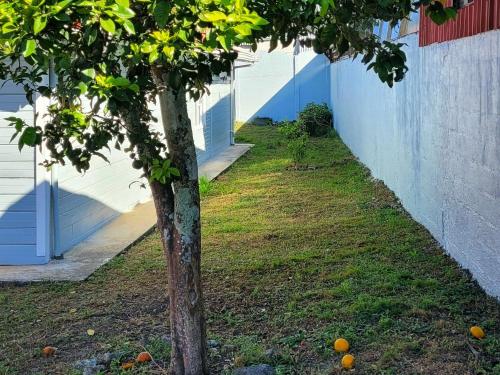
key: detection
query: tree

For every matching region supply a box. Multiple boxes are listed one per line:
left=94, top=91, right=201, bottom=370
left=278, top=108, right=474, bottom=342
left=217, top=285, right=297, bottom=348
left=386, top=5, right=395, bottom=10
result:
left=0, top=0, right=455, bottom=373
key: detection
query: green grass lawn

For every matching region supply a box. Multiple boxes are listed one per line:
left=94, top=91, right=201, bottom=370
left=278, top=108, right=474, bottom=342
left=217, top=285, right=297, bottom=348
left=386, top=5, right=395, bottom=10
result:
left=1, top=124, right=499, bottom=374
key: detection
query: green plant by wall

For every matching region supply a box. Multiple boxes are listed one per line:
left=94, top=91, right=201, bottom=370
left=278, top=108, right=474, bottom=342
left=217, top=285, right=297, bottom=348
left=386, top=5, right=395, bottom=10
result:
left=277, top=120, right=305, bottom=139
left=287, top=135, right=308, bottom=165
left=199, top=176, right=213, bottom=197
left=278, top=121, right=309, bottom=166
left=298, top=103, right=333, bottom=137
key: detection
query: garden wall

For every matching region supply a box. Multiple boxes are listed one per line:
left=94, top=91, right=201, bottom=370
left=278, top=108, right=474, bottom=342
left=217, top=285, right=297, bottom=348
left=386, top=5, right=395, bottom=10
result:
left=330, top=31, right=500, bottom=298
left=235, top=42, right=331, bottom=122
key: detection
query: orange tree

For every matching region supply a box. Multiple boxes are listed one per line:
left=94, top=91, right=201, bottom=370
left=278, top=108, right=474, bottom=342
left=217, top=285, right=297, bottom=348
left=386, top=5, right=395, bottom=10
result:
left=0, top=0, right=454, bottom=373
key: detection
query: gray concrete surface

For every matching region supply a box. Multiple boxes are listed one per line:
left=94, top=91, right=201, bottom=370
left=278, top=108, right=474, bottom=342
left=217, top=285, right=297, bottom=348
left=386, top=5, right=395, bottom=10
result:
left=0, top=144, right=252, bottom=282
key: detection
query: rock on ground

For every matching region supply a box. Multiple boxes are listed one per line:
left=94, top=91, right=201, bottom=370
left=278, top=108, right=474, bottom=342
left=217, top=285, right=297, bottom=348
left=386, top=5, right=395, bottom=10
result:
left=233, top=364, right=275, bottom=375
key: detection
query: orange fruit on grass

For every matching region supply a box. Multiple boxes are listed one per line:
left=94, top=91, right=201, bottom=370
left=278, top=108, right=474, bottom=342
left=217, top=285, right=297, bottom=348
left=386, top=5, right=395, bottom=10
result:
left=334, top=338, right=350, bottom=352
left=121, top=361, right=135, bottom=370
left=136, top=351, right=153, bottom=363
left=41, top=346, right=56, bottom=358
left=470, top=326, right=485, bottom=339
left=341, top=354, right=355, bottom=369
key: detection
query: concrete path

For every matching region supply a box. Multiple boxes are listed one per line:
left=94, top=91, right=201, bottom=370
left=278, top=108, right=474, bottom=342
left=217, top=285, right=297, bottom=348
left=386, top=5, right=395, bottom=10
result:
left=0, top=144, right=252, bottom=283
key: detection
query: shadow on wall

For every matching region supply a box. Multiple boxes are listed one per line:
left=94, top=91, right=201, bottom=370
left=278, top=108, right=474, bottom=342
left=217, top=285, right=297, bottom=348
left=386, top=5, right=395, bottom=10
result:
left=0, top=144, right=225, bottom=266
left=0, top=184, right=122, bottom=265
left=0, top=141, right=210, bottom=266
left=0, top=79, right=232, bottom=265
left=193, top=90, right=232, bottom=164
left=235, top=51, right=331, bottom=122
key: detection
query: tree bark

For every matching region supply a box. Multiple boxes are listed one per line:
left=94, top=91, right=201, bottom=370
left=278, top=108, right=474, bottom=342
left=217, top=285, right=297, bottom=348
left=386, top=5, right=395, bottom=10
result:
left=150, top=67, right=208, bottom=375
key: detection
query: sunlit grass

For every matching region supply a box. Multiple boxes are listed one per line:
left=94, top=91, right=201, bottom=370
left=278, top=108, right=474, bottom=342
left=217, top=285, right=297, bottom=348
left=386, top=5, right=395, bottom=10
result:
left=0, top=125, right=499, bottom=374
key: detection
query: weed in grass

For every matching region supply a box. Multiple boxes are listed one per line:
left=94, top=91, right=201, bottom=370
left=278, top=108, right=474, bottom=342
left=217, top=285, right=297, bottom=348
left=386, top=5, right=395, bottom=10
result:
left=229, top=336, right=267, bottom=366
left=199, top=175, right=213, bottom=196
left=0, top=363, right=13, bottom=375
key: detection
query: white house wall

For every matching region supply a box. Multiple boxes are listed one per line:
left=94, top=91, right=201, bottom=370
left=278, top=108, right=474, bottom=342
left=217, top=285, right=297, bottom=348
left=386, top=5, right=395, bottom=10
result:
left=330, top=31, right=500, bottom=298
left=55, top=149, right=151, bottom=255
left=55, top=83, right=231, bottom=255
left=0, top=81, right=40, bottom=264
left=235, top=43, right=331, bottom=122
left=0, top=77, right=232, bottom=263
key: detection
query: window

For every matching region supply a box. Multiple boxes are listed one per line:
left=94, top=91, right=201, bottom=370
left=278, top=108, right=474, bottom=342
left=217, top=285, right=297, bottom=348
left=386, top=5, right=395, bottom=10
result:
left=453, top=0, right=473, bottom=9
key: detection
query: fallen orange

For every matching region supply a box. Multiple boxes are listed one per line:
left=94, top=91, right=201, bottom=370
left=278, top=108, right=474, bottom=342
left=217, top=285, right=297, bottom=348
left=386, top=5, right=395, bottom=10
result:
left=41, top=346, right=56, bottom=358
left=136, top=351, right=153, bottom=363
left=334, top=338, right=350, bottom=353
left=470, top=326, right=485, bottom=339
left=121, top=361, right=135, bottom=370
left=341, top=354, right=355, bottom=370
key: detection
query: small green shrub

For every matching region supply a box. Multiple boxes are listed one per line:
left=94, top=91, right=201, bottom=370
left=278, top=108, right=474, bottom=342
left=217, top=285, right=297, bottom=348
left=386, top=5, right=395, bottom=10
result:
left=287, top=135, right=308, bottom=165
left=278, top=121, right=309, bottom=165
left=277, top=120, right=305, bottom=139
left=199, top=176, right=212, bottom=196
left=298, top=103, right=332, bottom=137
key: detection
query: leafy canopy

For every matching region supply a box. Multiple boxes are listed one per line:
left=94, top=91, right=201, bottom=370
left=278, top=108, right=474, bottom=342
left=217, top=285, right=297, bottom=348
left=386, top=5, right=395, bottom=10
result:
left=0, top=0, right=456, bottom=177
left=0, top=0, right=268, bottom=176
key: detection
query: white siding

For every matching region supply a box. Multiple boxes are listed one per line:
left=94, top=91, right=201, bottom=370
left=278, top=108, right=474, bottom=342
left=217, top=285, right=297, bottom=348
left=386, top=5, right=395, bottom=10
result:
left=0, top=81, right=40, bottom=264
left=56, top=149, right=150, bottom=254
left=56, top=82, right=232, bottom=255
left=0, top=76, right=232, bottom=263
left=192, top=82, right=231, bottom=164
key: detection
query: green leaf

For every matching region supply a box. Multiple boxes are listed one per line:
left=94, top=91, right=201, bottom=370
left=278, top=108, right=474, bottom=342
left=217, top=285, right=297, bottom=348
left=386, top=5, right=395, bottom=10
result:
left=162, top=46, right=175, bottom=60
left=149, top=49, right=159, bottom=63
left=234, top=23, right=252, bottom=36
left=444, top=7, right=457, bottom=20
left=128, top=83, right=139, bottom=93
left=33, top=16, right=48, bottom=34
left=216, top=35, right=230, bottom=51
left=51, top=0, right=72, bottom=14
left=177, top=29, right=188, bottom=42
left=77, top=82, right=88, bottom=94
left=23, top=39, right=36, bottom=57
left=112, top=5, right=135, bottom=19
left=99, top=18, right=116, bottom=34
left=115, top=0, right=129, bottom=7
left=108, top=77, right=130, bottom=87
left=169, top=167, right=180, bottom=177
left=199, top=11, right=227, bottom=23
left=81, top=68, right=96, bottom=79
left=122, top=20, right=135, bottom=35
left=85, top=27, right=98, bottom=45
left=153, top=0, right=170, bottom=28
left=2, top=22, right=17, bottom=34
left=140, top=42, right=155, bottom=54
left=19, top=127, right=37, bottom=148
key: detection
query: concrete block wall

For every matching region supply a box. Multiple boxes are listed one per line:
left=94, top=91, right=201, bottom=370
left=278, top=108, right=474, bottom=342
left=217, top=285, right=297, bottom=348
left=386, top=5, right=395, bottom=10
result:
left=330, top=31, right=500, bottom=298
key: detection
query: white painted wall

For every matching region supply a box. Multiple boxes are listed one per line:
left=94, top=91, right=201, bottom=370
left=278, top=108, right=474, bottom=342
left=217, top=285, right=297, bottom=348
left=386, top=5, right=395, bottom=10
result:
left=331, top=31, right=500, bottom=298
left=0, top=79, right=232, bottom=263
left=55, top=83, right=232, bottom=255
left=0, top=81, right=41, bottom=264
left=235, top=43, right=331, bottom=122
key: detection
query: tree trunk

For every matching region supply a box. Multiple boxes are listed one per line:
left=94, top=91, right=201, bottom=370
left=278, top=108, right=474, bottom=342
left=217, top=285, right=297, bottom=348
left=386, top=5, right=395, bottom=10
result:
left=150, top=67, right=208, bottom=375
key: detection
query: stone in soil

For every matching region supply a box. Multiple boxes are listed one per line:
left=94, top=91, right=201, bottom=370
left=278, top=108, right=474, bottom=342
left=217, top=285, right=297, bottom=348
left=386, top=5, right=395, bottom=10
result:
left=73, top=358, right=105, bottom=375
left=233, top=364, right=275, bottom=375
left=208, top=339, right=221, bottom=348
